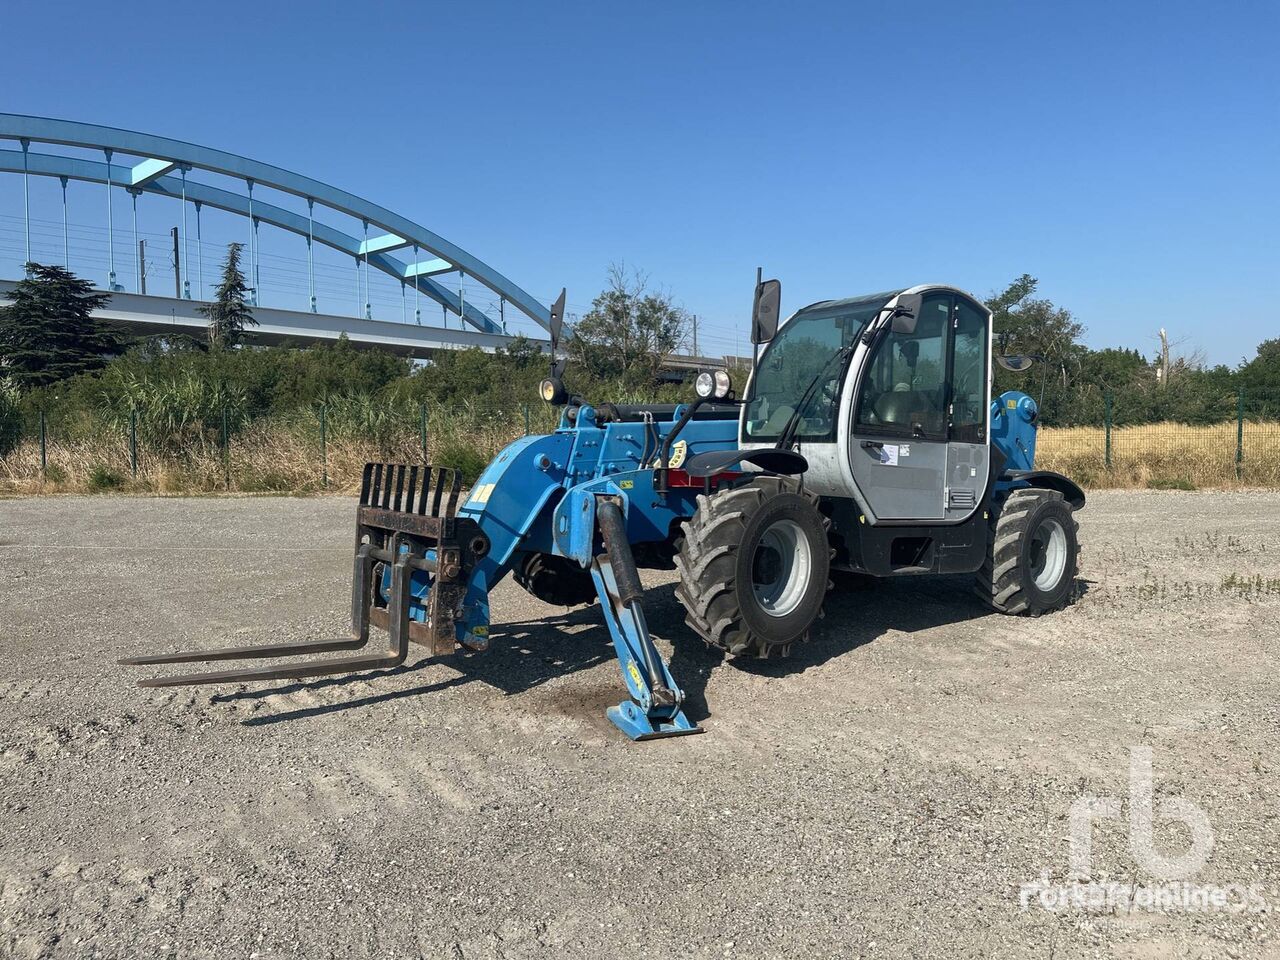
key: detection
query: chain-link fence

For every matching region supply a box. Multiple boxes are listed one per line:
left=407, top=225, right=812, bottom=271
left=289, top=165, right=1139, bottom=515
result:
left=0, top=399, right=559, bottom=495
left=1036, top=388, right=1280, bottom=488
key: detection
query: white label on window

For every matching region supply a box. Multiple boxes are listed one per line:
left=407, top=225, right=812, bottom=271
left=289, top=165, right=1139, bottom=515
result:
left=900, top=444, right=911, bottom=457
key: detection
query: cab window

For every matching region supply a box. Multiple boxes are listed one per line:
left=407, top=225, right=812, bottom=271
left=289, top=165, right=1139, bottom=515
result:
left=854, top=295, right=950, bottom=440
left=950, top=298, right=988, bottom=443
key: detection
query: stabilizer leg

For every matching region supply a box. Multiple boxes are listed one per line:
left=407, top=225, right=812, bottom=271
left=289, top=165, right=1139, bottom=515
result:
left=592, top=499, right=701, bottom=741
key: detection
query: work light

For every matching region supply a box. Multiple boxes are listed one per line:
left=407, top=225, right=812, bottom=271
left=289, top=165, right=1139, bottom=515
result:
left=695, top=370, right=733, bottom=400
left=539, top=377, right=567, bottom=405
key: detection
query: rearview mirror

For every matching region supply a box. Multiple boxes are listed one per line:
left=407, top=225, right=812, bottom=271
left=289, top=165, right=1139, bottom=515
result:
left=996, top=354, right=1036, bottom=372
left=548, top=288, right=566, bottom=354
left=751, top=278, right=782, bottom=344
left=891, top=293, right=921, bottom=334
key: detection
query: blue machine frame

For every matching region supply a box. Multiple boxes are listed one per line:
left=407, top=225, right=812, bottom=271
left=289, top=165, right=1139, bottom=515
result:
left=439, top=403, right=742, bottom=738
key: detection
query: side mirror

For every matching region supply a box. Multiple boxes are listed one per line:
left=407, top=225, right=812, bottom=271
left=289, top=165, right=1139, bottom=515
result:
left=891, top=293, right=921, bottom=334
left=548, top=288, right=566, bottom=354
left=996, top=355, right=1036, bottom=372
left=751, top=278, right=782, bottom=344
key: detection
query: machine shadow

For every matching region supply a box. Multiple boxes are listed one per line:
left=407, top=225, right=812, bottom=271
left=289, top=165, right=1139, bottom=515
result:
left=224, top=603, right=619, bottom=727
left=228, top=575, right=1092, bottom=728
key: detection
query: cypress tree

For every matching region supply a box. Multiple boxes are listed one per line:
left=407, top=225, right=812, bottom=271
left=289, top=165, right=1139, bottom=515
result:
left=0, top=262, right=119, bottom=390
left=200, top=243, right=258, bottom=350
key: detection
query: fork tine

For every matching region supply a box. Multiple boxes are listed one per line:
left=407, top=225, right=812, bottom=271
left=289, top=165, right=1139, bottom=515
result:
left=119, top=635, right=366, bottom=666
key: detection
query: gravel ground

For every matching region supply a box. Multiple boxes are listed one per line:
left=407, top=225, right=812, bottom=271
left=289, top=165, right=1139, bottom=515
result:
left=1, top=491, right=1278, bottom=959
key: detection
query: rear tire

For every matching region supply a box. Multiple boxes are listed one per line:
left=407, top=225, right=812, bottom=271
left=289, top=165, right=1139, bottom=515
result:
left=975, top=488, right=1079, bottom=615
left=675, top=477, right=830, bottom=658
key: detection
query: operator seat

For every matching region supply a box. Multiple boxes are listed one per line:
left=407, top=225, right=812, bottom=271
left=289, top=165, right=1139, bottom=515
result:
left=871, top=390, right=945, bottom=432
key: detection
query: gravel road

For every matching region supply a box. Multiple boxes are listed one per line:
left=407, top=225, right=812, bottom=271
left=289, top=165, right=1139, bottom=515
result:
left=1, top=491, right=1277, bottom=959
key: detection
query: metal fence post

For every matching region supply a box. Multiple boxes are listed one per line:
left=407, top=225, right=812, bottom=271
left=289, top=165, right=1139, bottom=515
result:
left=129, top=409, right=138, bottom=479
left=1236, top=387, right=1245, bottom=482
left=1104, top=393, right=1112, bottom=469
left=320, top=403, right=328, bottom=489
left=221, top=405, right=230, bottom=490
left=523, top=403, right=530, bottom=436
left=38, top=410, right=46, bottom=480
left=420, top=402, right=428, bottom=463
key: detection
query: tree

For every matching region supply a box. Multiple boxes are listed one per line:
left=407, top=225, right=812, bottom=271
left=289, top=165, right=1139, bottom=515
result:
left=988, top=274, right=1087, bottom=423
left=567, top=264, right=689, bottom=385
left=200, top=243, right=257, bottom=349
left=0, top=262, right=119, bottom=390
left=1239, top=338, right=1280, bottom=416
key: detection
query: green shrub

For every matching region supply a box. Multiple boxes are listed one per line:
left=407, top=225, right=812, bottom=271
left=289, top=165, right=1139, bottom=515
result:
left=101, top=368, right=249, bottom=450
left=433, top=434, right=497, bottom=485
left=0, top=379, right=21, bottom=458
left=1148, top=476, right=1196, bottom=491
left=87, top=464, right=124, bottom=492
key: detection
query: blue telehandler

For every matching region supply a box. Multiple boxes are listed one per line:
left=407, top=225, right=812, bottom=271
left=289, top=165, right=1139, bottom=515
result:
left=125, top=280, right=1084, bottom=740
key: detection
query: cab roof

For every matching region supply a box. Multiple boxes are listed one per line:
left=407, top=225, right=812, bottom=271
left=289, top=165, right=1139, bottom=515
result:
left=789, top=289, right=903, bottom=321
left=788, top=284, right=989, bottom=323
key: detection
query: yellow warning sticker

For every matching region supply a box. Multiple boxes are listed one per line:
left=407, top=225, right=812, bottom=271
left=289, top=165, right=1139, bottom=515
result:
left=468, top=482, right=496, bottom=505
left=1006, top=398, right=1018, bottom=409
left=627, top=659, right=644, bottom=689
left=668, top=439, right=688, bottom=469
left=472, top=625, right=489, bottom=636
left=619, top=479, right=634, bottom=489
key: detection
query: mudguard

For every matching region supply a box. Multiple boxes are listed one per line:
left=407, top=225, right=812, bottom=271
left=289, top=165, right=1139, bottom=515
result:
left=684, top=447, right=809, bottom=478
left=1002, top=469, right=1086, bottom=510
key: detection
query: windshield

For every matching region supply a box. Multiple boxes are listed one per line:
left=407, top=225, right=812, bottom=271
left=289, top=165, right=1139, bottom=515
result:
left=744, top=291, right=899, bottom=442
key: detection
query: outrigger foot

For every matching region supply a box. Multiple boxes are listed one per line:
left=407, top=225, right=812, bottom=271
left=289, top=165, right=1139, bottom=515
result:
left=607, top=701, right=703, bottom=741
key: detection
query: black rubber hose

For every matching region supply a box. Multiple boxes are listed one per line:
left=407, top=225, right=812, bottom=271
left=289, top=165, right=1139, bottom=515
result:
left=597, top=500, right=645, bottom=608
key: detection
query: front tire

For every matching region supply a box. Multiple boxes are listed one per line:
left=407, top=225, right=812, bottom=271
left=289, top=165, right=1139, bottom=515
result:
left=975, top=488, right=1080, bottom=615
left=675, top=477, right=830, bottom=658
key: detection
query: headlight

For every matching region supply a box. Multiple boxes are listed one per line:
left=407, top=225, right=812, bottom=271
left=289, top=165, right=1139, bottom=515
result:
left=696, top=370, right=733, bottom=399
left=712, top=370, right=732, bottom=399
left=539, top=377, right=567, bottom=405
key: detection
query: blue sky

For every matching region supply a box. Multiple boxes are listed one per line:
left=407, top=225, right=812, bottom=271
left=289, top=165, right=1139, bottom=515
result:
left=1, top=0, right=1276, bottom=365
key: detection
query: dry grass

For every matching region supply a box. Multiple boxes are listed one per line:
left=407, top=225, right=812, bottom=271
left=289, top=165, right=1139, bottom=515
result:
left=1037, top=421, right=1280, bottom=489
left=3, top=418, right=1279, bottom=495
left=0, top=418, right=531, bottom=495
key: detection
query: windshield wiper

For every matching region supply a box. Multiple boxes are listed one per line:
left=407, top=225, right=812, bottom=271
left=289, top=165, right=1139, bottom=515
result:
left=770, top=303, right=914, bottom=451
left=773, top=343, right=855, bottom=451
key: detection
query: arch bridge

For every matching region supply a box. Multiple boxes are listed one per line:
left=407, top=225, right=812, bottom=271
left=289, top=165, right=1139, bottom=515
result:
left=0, top=114, right=550, bottom=338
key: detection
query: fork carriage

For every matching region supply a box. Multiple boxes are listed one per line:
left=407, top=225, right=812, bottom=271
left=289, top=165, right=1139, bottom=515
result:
left=122, top=463, right=490, bottom=684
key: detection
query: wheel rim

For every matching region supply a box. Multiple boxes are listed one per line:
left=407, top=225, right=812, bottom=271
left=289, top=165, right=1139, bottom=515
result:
left=1029, top=517, right=1068, bottom=591
left=751, top=518, right=812, bottom=617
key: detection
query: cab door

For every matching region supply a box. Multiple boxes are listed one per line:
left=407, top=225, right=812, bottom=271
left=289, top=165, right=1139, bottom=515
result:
left=847, top=292, right=992, bottom=522
left=848, top=294, right=953, bottom=520
left=942, top=297, right=991, bottom=520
